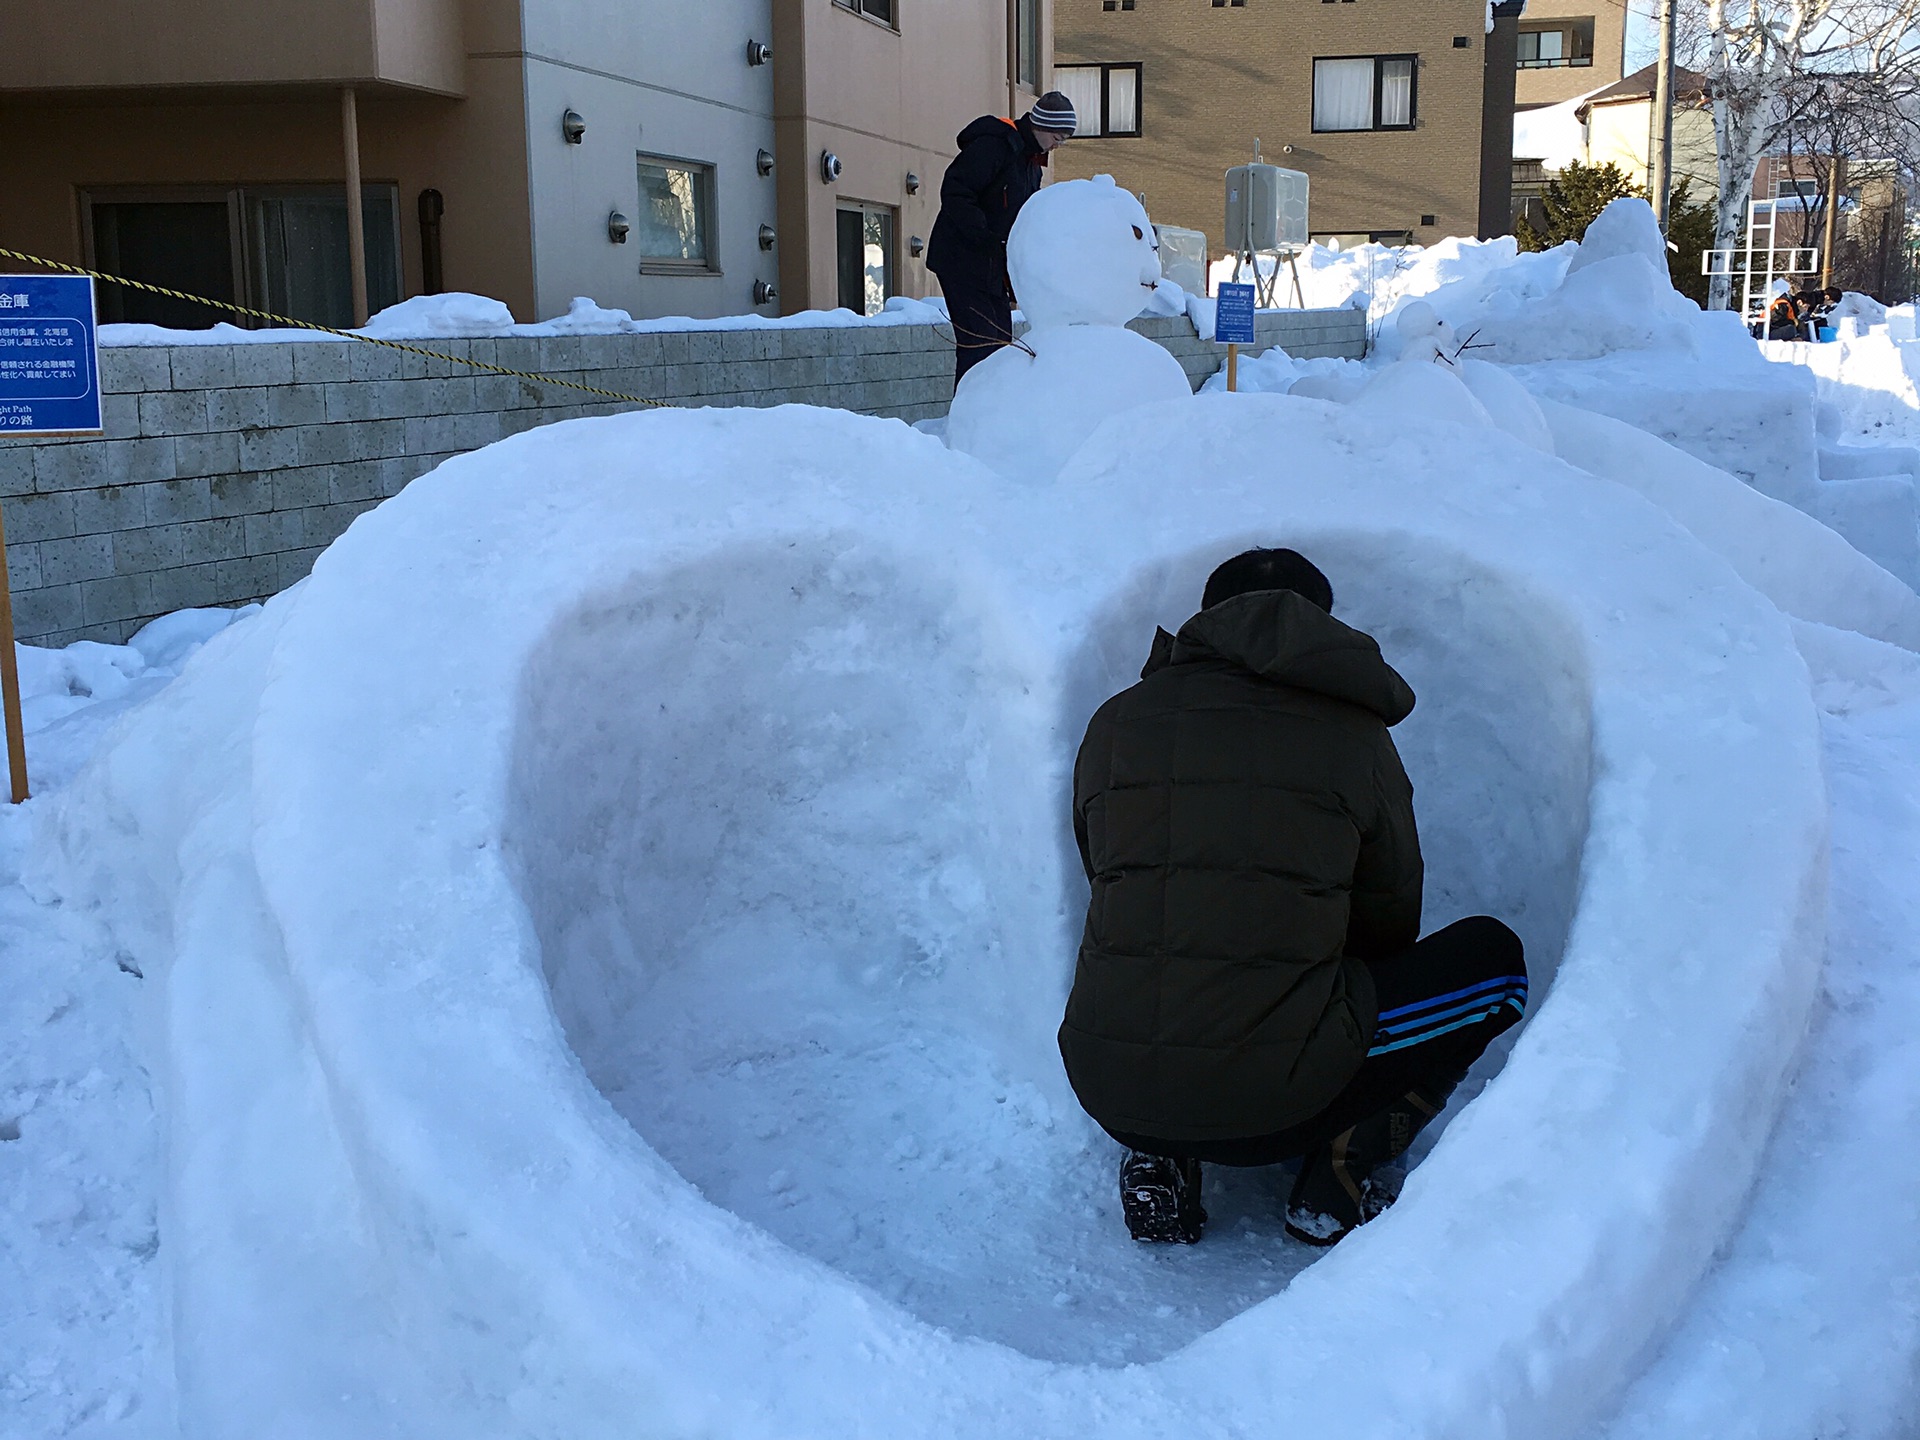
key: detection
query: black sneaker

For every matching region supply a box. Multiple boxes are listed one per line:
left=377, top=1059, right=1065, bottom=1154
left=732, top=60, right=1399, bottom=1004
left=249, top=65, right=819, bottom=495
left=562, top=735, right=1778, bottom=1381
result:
left=1120, top=1150, right=1207, bottom=1244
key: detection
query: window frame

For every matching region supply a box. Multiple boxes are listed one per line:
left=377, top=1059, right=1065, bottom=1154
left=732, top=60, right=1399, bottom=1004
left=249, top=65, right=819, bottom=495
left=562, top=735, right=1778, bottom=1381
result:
left=1052, top=61, right=1144, bottom=139
left=79, top=181, right=404, bottom=328
left=835, top=200, right=898, bottom=317
left=1013, top=0, right=1041, bottom=89
left=1310, top=53, right=1419, bottom=134
left=832, top=0, right=898, bottom=31
left=634, top=153, right=721, bottom=275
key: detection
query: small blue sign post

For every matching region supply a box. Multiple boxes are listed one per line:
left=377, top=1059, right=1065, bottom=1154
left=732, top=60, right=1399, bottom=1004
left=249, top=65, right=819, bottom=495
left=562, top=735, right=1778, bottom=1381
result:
left=1214, top=281, right=1257, bottom=391
left=0, top=273, right=98, bottom=802
left=0, top=275, right=102, bottom=436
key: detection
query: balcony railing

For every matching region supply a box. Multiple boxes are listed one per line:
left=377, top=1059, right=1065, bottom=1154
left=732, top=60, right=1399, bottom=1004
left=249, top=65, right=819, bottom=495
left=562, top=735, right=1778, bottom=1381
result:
left=1518, top=55, right=1594, bottom=68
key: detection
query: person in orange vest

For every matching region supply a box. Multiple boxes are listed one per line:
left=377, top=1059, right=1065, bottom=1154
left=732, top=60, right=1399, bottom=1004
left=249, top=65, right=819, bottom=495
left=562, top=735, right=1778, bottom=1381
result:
left=926, top=93, right=1078, bottom=386
left=1765, top=279, right=1804, bottom=341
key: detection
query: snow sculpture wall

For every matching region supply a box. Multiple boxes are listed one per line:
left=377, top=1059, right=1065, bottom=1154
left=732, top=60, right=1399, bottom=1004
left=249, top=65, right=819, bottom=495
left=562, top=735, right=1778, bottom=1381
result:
left=37, top=394, right=1827, bottom=1440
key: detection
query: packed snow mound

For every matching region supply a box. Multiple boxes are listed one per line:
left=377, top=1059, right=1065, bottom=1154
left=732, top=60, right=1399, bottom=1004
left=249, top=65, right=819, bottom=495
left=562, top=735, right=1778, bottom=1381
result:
left=1350, top=202, right=1710, bottom=367
left=946, top=326, right=1191, bottom=482
left=36, top=391, right=1829, bottom=1439
left=360, top=291, right=519, bottom=338
left=1009, top=176, right=1164, bottom=328
left=1764, top=326, right=1920, bottom=448
left=1564, top=197, right=1669, bottom=278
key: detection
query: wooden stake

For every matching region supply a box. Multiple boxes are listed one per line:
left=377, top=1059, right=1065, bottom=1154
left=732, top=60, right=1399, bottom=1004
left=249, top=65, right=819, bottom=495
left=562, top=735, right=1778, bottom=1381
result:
left=1227, top=343, right=1239, bottom=392
left=0, top=501, right=31, bottom=803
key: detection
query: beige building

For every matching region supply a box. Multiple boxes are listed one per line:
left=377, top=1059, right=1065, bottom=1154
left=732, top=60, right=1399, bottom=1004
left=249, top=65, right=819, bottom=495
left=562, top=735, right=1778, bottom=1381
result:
left=1050, top=0, right=1521, bottom=258
left=1514, top=0, right=1629, bottom=109
left=1578, top=63, right=1717, bottom=192
left=0, top=0, right=1048, bottom=326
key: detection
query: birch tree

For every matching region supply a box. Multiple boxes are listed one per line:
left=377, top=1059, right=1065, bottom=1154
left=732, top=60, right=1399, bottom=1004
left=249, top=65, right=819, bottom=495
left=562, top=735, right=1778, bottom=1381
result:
left=1692, top=0, right=1920, bottom=308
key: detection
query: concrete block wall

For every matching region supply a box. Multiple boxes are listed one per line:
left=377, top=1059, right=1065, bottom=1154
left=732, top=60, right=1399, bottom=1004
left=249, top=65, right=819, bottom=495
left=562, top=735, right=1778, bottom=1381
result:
left=0, top=307, right=1365, bottom=645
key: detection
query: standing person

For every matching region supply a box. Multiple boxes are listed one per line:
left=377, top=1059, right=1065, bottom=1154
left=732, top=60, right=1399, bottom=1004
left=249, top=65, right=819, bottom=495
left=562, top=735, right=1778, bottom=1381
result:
left=1059, top=548, right=1529, bottom=1247
left=927, top=93, right=1078, bottom=386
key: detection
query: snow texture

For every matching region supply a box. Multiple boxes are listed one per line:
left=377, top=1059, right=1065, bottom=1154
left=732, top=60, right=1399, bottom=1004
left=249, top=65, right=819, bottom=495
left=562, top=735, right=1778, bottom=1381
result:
left=28, top=371, right=1837, bottom=1438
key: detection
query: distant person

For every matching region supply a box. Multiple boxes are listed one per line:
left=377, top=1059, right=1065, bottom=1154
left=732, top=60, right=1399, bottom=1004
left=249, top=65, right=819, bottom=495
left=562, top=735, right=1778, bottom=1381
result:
left=1059, top=548, right=1529, bottom=1247
left=1766, top=281, right=1803, bottom=341
left=927, top=93, right=1078, bottom=386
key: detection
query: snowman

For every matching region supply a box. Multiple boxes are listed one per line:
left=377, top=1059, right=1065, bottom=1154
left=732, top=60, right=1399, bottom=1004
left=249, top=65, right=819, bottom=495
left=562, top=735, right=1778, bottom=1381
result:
left=946, top=176, right=1193, bottom=482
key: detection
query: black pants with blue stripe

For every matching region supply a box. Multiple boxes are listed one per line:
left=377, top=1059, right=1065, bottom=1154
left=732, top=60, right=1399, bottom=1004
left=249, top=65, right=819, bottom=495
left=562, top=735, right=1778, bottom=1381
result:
left=1111, top=916, right=1528, bottom=1168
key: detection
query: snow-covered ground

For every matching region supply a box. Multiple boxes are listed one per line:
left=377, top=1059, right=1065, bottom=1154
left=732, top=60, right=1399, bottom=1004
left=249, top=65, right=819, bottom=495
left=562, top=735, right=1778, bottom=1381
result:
left=7, top=190, right=1920, bottom=1437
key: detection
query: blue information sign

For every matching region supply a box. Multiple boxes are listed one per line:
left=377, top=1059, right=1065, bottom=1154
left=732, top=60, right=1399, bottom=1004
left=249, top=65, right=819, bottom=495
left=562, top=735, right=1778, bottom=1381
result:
left=0, top=275, right=102, bottom=435
left=1214, top=282, right=1257, bottom=346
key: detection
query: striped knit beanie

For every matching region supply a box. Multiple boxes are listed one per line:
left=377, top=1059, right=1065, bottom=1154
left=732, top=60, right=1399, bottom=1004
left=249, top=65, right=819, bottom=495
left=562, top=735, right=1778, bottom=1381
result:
left=1027, top=91, right=1079, bottom=133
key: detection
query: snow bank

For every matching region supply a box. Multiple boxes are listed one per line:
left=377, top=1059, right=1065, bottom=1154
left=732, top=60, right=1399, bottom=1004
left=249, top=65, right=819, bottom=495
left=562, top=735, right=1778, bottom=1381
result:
left=34, top=383, right=1828, bottom=1438
left=99, top=292, right=953, bottom=346
left=1762, top=326, right=1920, bottom=448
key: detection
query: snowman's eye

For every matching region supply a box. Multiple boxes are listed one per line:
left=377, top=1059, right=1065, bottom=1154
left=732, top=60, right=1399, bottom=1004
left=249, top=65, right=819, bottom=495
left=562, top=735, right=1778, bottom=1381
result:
left=1131, top=225, right=1144, bottom=240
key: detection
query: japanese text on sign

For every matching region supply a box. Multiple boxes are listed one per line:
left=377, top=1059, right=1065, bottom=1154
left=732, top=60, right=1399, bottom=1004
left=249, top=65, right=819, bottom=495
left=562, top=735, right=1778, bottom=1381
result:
left=0, top=276, right=101, bottom=433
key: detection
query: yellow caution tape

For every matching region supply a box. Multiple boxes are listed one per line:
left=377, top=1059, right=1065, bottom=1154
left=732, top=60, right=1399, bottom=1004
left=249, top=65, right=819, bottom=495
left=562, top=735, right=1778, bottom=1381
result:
left=0, top=245, right=669, bottom=409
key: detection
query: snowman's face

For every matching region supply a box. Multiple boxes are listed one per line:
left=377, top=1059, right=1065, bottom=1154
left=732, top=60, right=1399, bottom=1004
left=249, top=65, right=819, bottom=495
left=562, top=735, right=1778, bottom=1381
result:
left=1008, top=178, right=1165, bottom=330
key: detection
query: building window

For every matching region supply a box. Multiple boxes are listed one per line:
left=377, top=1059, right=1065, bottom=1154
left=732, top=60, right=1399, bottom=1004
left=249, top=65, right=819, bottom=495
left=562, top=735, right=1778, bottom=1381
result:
left=836, top=204, right=895, bottom=317
left=1311, top=55, right=1417, bottom=132
left=833, top=0, right=897, bottom=26
left=85, top=184, right=401, bottom=329
left=1211, top=1, right=1247, bottom=7
left=1014, top=0, right=1041, bottom=88
left=1102, top=0, right=1136, bottom=9
left=636, top=156, right=717, bottom=272
left=1053, top=63, right=1143, bottom=138
left=1517, top=21, right=1594, bottom=67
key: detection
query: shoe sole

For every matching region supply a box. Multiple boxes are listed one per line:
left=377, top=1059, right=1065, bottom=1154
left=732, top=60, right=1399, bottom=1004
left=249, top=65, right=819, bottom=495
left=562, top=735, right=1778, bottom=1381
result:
left=1122, top=1181, right=1204, bottom=1244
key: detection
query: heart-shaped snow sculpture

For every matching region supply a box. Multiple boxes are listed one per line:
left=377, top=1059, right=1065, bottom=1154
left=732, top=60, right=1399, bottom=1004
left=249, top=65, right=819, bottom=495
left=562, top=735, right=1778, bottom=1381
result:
left=43, top=397, right=1825, bottom=1440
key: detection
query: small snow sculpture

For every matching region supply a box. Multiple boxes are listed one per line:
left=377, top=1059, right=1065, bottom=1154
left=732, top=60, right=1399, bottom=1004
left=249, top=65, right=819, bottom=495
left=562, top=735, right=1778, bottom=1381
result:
left=1390, top=302, right=1554, bottom=452
left=947, top=177, right=1192, bottom=482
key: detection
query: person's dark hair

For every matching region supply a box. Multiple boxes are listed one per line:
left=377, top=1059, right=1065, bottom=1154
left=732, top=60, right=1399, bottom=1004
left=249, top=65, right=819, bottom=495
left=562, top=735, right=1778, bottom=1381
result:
left=1201, top=548, right=1333, bottom=613
left=1825, top=286, right=1844, bottom=303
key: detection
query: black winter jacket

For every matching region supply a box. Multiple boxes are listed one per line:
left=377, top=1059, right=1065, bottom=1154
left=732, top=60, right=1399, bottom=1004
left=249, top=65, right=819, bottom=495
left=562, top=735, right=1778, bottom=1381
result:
left=926, top=115, right=1048, bottom=289
left=1058, top=590, right=1423, bottom=1143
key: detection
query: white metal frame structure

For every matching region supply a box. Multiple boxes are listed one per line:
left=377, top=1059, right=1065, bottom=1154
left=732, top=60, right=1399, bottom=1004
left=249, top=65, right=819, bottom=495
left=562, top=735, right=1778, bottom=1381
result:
left=1702, top=199, right=1820, bottom=320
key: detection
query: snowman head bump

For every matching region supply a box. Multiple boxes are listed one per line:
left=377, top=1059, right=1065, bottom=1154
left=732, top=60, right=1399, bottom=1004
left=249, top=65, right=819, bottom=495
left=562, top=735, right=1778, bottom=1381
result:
left=1007, top=176, right=1164, bottom=329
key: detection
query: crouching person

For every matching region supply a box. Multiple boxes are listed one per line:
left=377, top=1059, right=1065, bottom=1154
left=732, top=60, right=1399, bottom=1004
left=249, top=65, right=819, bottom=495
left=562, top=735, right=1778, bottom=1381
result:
left=1058, top=548, right=1528, bottom=1246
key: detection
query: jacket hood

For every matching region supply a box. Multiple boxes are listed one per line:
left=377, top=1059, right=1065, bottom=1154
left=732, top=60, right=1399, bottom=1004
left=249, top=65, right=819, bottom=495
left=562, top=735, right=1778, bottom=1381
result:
left=956, top=115, right=1020, bottom=150
left=1142, top=589, right=1416, bottom=724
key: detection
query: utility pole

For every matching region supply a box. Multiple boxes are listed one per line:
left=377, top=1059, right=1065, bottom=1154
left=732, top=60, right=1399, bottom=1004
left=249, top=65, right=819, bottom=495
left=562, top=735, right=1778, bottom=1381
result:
left=1649, top=0, right=1678, bottom=233
left=1820, top=150, right=1842, bottom=288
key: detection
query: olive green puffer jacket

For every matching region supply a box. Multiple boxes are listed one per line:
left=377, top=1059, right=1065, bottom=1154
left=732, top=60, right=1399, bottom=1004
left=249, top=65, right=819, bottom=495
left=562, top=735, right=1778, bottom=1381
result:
left=1058, top=589, right=1422, bottom=1143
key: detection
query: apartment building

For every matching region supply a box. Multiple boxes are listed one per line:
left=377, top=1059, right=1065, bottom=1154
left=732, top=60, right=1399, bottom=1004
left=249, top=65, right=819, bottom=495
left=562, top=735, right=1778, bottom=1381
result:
left=1513, top=0, right=1629, bottom=109
left=1051, top=0, right=1523, bottom=258
left=0, top=0, right=1047, bottom=326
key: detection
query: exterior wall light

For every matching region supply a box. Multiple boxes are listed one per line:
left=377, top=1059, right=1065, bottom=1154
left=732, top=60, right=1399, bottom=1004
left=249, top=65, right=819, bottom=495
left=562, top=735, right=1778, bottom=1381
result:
left=746, top=39, right=773, bottom=66
left=821, top=151, right=843, bottom=184
left=562, top=109, right=586, bottom=144
left=608, top=211, right=630, bottom=243
left=757, top=148, right=776, bottom=177
left=759, top=224, right=777, bottom=251
left=905, top=172, right=921, bottom=195
left=754, top=279, right=778, bottom=305
left=908, top=235, right=925, bottom=257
